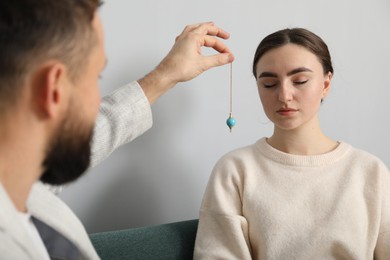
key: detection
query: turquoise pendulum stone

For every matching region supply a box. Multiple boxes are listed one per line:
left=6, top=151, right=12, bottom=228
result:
left=226, top=113, right=236, bottom=132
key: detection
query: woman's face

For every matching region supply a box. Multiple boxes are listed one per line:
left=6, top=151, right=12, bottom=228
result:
left=255, top=43, right=331, bottom=131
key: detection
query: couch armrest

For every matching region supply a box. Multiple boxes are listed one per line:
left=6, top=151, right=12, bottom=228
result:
left=89, top=219, right=199, bottom=260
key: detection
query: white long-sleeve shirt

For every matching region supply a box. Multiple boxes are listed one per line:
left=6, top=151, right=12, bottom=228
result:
left=194, top=137, right=390, bottom=259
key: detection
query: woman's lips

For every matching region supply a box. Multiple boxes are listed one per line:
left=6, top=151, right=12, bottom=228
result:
left=276, top=108, right=298, bottom=116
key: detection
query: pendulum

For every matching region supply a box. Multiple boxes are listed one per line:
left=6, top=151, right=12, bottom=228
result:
left=226, top=62, right=236, bottom=132
left=226, top=63, right=236, bottom=132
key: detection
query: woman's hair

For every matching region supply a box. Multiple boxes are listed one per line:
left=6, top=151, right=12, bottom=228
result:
left=252, top=28, right=333, bottom=78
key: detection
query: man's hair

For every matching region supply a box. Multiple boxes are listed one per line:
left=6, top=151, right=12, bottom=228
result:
left=0, top=0, right=102, bottom=112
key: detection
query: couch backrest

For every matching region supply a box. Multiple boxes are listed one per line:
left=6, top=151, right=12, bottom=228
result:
left=89, top=219, right=199, bottom=260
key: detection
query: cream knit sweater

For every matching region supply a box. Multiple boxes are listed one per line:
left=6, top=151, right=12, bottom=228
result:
left=194, top=138, right=390, bottom=259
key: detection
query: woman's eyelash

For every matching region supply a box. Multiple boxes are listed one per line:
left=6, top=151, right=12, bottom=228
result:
left=264, top=83, right=276, bottom=88
left=262, top=79, right=308, bottom=88
left=294, top=80, right=308, bottom=85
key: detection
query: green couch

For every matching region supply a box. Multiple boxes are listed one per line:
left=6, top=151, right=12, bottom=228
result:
left=89, top=219, right=199, bottom=260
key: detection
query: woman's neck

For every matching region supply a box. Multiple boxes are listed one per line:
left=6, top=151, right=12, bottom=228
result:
left=267, top=117, right=338, bottom=155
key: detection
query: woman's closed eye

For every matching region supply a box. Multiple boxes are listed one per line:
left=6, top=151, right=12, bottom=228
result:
left=263, top=83, right=277, bottom=88
left=293, top=79, right=308, bottom=85
left=260, top=80, right=278, bottom=88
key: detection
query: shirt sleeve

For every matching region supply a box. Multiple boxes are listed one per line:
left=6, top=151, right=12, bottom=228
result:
left=90, top=81, right=153, bottom=167
left=194, top=155, right=253, bottom=259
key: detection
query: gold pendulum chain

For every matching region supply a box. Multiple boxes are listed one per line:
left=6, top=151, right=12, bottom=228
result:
left=226, top=62, right=236, bottom=132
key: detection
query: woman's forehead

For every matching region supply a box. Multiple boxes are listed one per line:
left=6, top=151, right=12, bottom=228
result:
left=256, top=44, right=322, bottom=73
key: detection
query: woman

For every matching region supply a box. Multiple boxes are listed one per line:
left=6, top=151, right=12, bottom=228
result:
left=194, top=28, right=390, bottom=259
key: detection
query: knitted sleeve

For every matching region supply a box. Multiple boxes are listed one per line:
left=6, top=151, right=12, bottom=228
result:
left=194, top=154, right=252, bottom=259
left=374, top=164, right=390, bottom=259
left=90, top=81, right=153, bottom=167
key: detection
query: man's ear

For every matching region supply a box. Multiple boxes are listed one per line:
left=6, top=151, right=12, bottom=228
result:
left=33, top=61, right=69, bottom=118
left=322, top=72, right=332, bottom=99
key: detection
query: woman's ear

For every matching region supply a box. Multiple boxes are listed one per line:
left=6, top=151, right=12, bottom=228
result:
left=322, top=71, right=332, bottom=99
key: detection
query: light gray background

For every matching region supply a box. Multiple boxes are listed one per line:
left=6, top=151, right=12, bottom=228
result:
left=59, top=0, right=390, bottom=233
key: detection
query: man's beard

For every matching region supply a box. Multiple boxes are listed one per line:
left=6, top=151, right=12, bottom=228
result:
left=40, top=109, right=94, bottom=185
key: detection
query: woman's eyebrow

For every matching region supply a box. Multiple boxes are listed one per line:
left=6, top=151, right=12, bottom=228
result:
left=258, top=72, right=277, bottom=79
left=258, top=67, right=312, bottom=79
left=287, top=67, right=313, bottom=76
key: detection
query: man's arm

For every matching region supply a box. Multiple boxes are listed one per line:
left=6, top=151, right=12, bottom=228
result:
left=90, top=81, right=152, bottom=167
left=90, top=22, right=234, bottom=166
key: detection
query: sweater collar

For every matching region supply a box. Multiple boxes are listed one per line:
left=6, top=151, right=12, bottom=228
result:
left=255, top=137, right=351, bottom=167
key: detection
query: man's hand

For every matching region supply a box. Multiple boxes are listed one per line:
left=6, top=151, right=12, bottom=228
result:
left=138, top=22, right=234, bottom=104
left=159, top=22, right=234, bottom=83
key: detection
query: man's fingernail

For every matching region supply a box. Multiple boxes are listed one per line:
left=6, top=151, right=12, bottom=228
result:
left=227, top=54, right=234, bottom=62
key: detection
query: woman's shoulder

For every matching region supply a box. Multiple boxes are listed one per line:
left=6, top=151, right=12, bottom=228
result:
left=341, top=141, right=389, bottom=172
left=344, top=142, right=384, bottom=161
left=211, top=138, right=267, bottom=174
left=217, top=138, right=264, bottom=161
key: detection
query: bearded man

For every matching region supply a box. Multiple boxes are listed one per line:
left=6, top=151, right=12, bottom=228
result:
left=0, top=0, right=234, bottom=258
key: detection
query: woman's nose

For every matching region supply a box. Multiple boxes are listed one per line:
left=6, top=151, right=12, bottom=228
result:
left=278, top=83, right=293, bottom=103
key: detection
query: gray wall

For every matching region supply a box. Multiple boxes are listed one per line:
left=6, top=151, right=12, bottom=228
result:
left=59, top=0, right=390, bottom=233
